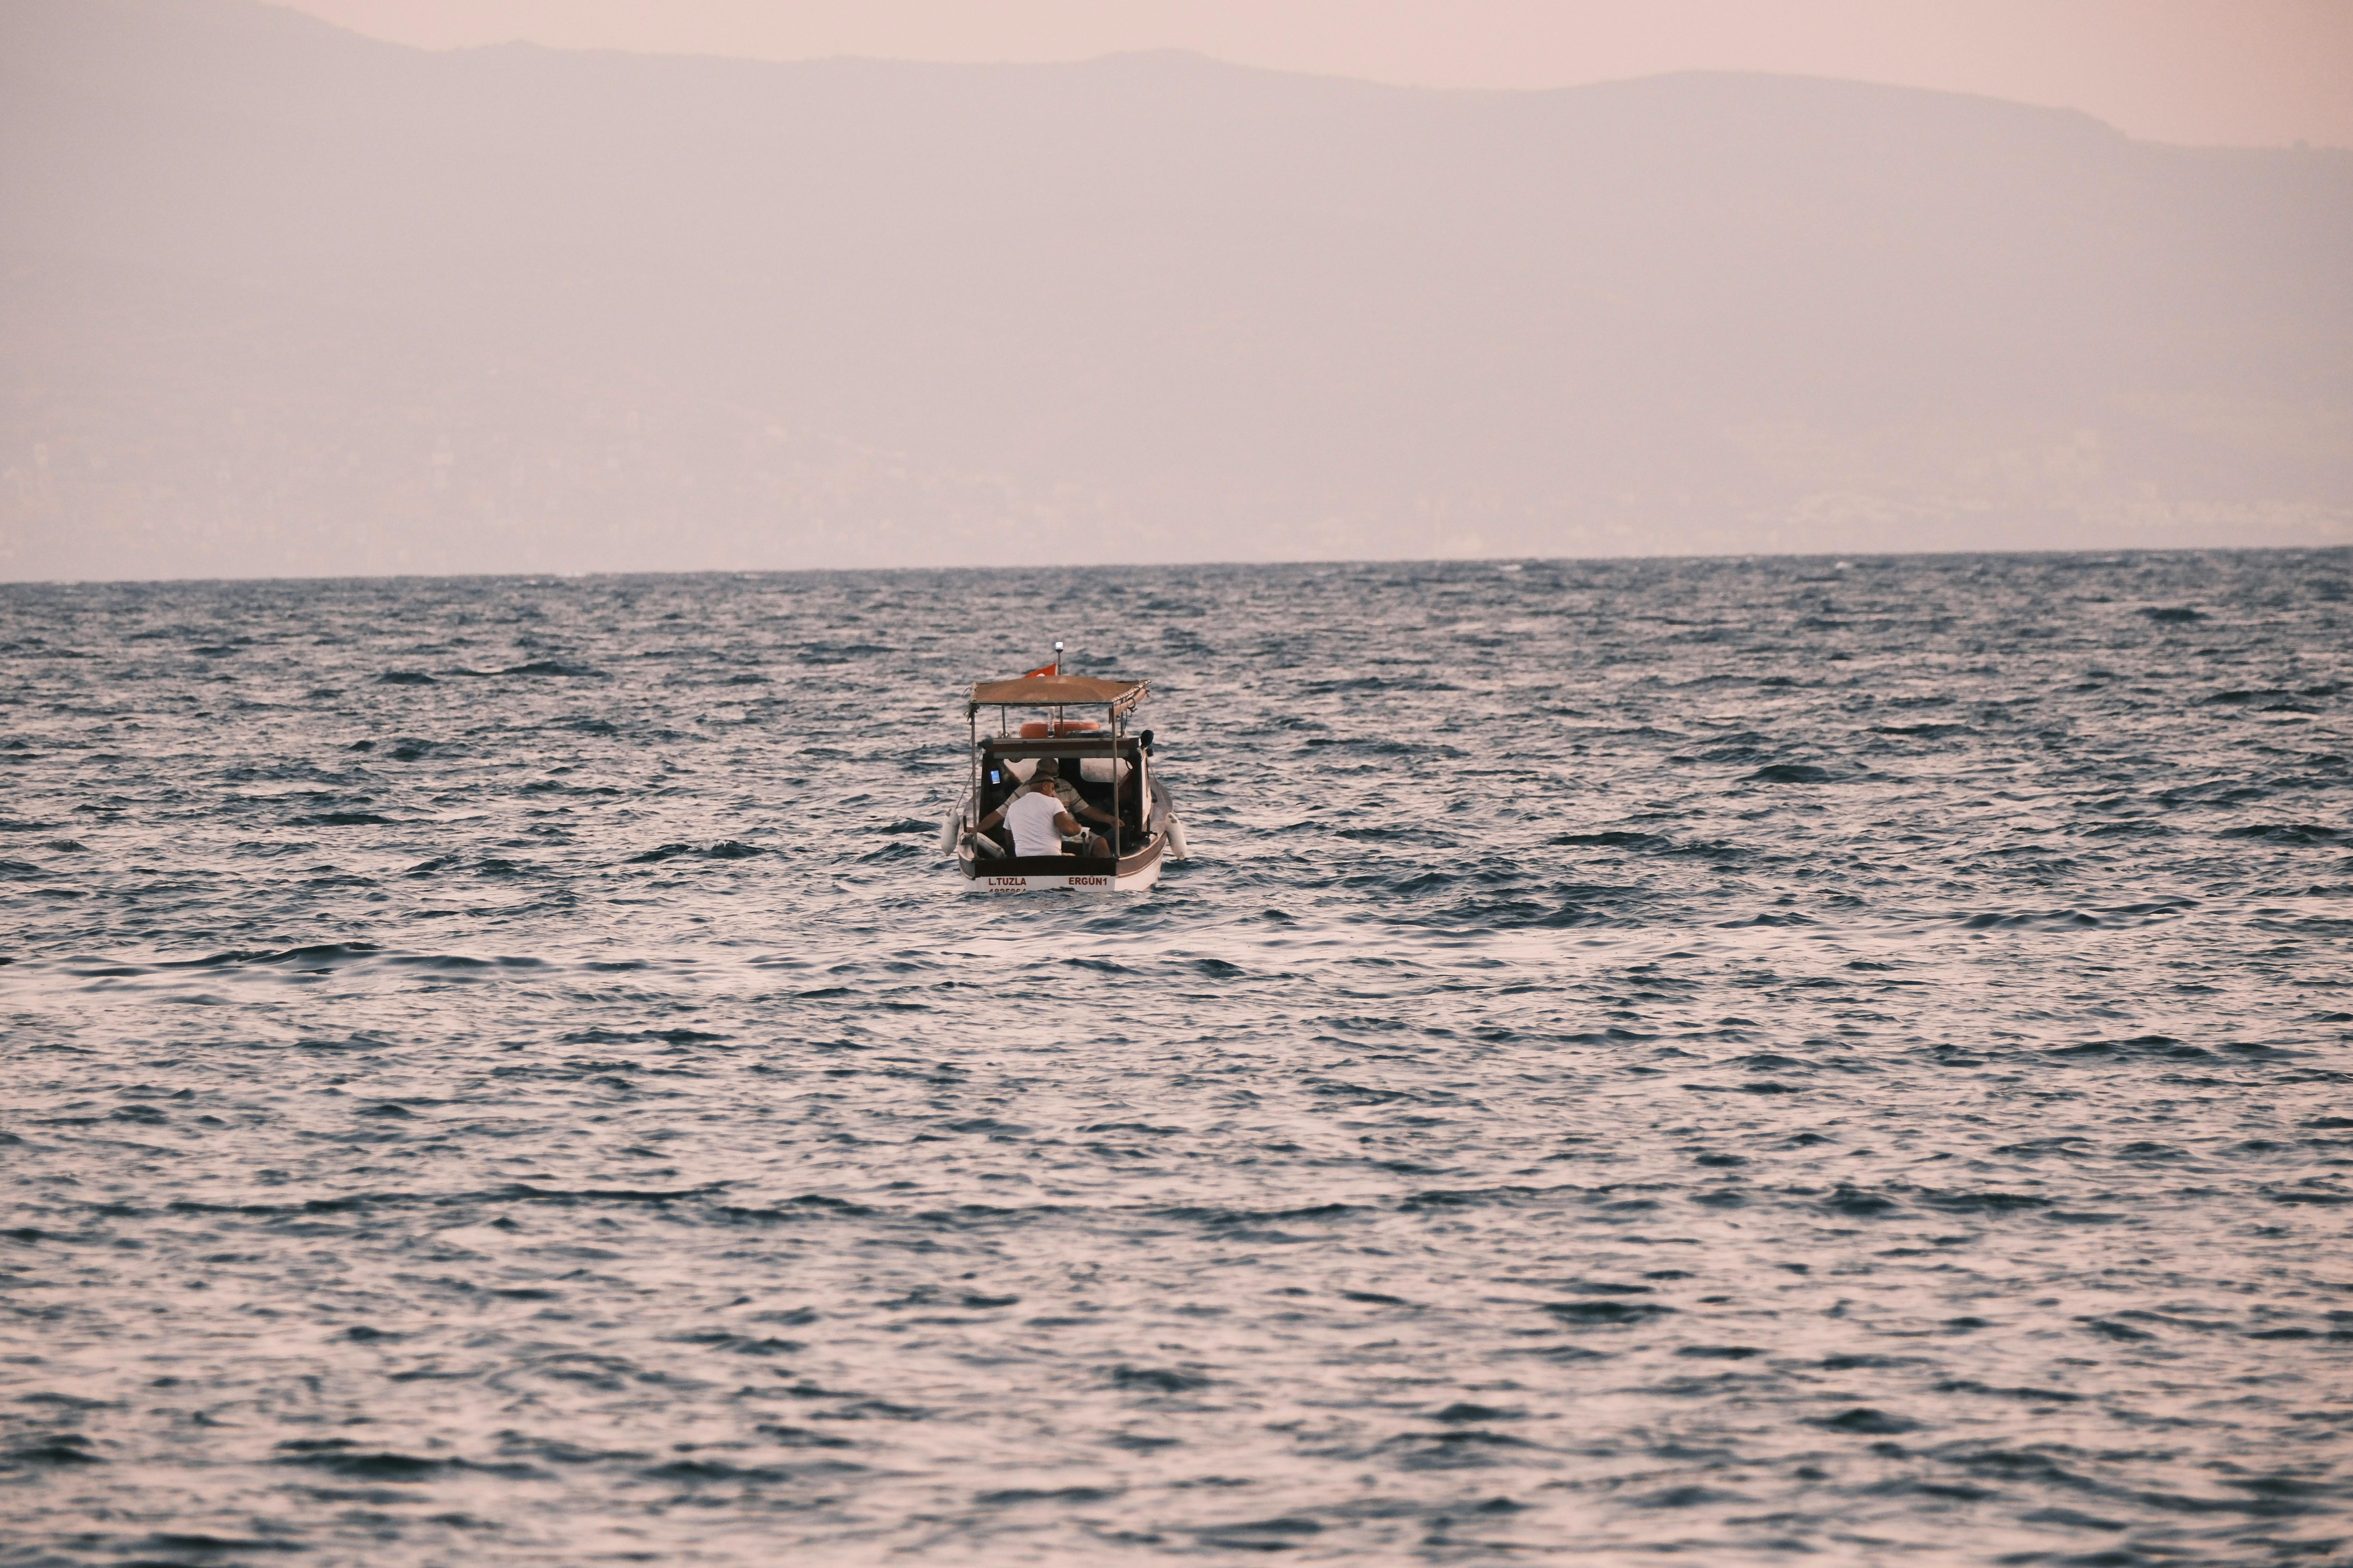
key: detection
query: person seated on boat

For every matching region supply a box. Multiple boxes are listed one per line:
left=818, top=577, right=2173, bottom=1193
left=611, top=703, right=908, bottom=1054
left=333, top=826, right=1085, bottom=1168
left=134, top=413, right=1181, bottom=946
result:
left=972, top=758, right=1114, bottom=857
left=1032, top=756, right=1127, bottom=837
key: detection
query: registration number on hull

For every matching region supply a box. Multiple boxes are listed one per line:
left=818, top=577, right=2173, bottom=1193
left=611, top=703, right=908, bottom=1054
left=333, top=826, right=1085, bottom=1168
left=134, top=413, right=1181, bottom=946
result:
left=984, top=874, right=1113, bottom=892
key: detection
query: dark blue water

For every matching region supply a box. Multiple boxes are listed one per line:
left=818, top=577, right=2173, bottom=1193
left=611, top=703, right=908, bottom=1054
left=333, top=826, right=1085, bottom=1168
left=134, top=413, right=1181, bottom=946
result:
left=3, top=550, right=2350, bottom=1565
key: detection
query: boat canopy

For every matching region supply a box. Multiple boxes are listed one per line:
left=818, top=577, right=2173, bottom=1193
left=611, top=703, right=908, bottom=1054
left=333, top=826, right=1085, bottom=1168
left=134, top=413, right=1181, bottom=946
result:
left=969, top=675, right=1147, bottom=715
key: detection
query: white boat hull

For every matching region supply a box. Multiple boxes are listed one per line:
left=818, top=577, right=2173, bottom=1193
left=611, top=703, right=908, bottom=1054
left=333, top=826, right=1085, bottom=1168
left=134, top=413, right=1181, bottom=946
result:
left=959, top=854, right=1165, bottom=894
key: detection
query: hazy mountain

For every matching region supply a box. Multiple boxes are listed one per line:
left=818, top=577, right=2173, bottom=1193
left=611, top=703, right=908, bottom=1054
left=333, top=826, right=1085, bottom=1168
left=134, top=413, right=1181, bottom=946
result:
left=3, top=0, right=2348, bottom=579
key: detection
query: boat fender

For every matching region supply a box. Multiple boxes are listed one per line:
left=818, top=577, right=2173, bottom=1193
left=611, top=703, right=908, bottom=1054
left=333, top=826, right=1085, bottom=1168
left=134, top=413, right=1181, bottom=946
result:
left=938, top=810, right=961, bottom=856
left=1166, top=815, right=1189, bottom=860
left=971, top=833, right=1007, bottom=859
left=1078, top=757, right=1131, bottom=784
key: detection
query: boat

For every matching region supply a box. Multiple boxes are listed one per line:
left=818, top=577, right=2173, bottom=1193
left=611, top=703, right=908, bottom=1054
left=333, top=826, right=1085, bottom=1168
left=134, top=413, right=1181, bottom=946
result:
left=939, top=655, right=1188, bottom=893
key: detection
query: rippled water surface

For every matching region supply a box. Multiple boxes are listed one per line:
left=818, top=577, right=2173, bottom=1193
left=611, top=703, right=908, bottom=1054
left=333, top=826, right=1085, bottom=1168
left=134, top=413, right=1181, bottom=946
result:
left=3, top=551, right=2351, bottom=1566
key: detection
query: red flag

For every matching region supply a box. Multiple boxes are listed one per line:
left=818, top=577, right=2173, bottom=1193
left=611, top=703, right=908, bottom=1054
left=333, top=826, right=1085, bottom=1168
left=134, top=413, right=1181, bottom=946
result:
left=1022, top=662, right=1057, bottom=679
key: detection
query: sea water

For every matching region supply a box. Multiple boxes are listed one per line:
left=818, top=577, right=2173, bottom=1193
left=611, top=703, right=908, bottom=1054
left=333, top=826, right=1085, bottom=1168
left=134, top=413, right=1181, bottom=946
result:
left=2, top=551, right=2349, bottom=1563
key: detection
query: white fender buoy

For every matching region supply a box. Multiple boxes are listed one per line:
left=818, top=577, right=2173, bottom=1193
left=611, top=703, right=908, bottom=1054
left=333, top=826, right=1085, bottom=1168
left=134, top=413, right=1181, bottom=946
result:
left=938, top=810, right=961, bottom=856
left=1166, top=815, right=1189, bottom=860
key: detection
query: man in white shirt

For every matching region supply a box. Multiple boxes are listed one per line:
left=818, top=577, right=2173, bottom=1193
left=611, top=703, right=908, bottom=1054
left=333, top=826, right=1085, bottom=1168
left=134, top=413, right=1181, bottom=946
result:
left=972, top=758, right=1114, bottom=858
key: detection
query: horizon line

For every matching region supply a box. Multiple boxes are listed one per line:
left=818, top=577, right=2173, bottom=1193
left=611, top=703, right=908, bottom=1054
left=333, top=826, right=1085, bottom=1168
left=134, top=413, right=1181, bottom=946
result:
left=7, top=538, right=2349, bottom=593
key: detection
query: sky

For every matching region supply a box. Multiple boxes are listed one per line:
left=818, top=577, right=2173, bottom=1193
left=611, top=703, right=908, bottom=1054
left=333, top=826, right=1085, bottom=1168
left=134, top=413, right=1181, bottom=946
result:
left=273, top=0, right=2353, bottom=150
left=9, top=0, right=2348, bottom=578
